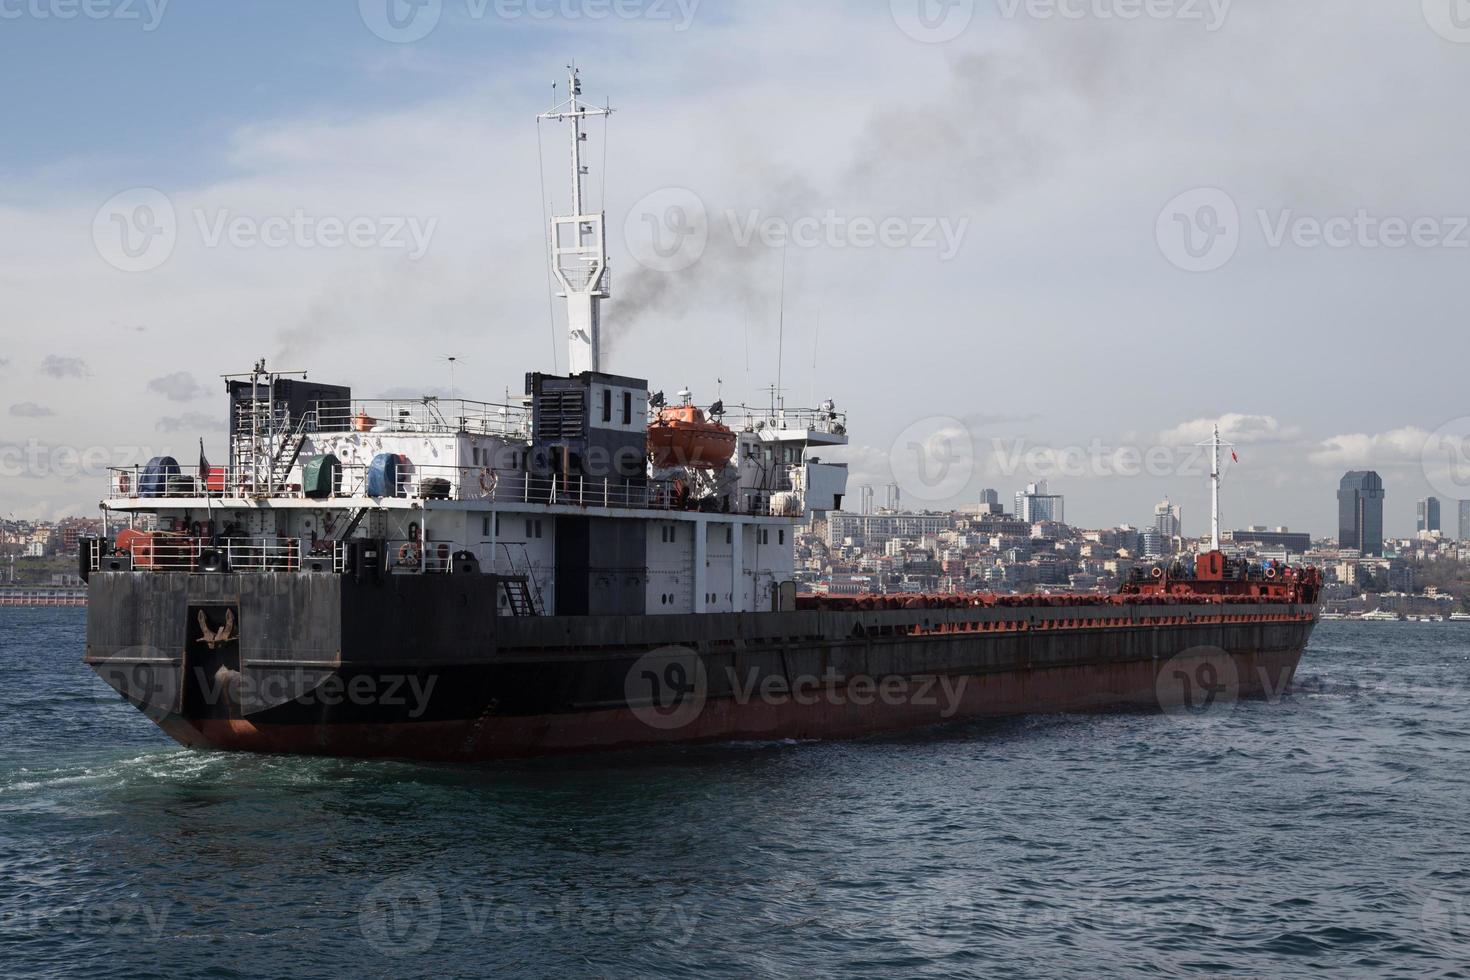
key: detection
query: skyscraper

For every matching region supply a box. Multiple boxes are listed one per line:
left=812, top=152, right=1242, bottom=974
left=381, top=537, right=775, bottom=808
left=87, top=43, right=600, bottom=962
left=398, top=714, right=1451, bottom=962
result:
left=1417, top=497, right=1442, bottom=534
left=1153, top=498, right=1182, bottom=554
left=1015, top=481, right=1064, bottom=524
left=1460, top=500, right=1470, bottom=541
left=1338, top=471, right=1385, bottom=556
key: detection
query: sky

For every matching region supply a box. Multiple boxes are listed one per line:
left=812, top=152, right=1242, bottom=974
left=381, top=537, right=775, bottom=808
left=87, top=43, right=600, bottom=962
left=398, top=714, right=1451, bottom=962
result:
left=3, top=0, right=1470, bottom=536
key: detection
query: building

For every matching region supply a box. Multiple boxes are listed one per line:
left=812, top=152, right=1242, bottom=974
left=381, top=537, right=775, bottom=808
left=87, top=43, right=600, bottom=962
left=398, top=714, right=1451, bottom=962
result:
left=1225, top=526, right=1312, bottom=554
left=1338, top=471, right=1385, bottom=557
left=1152, top=498, right=1182, bottom=554
left=827, top=511, right=956, bottom=550
left=1015, top=481, right=1064, bottom=525
left=978, top=488, right=1003, bottom=516
left=1417, top=497, right=1442, bottom=534
left=1459, top=499, right=1470, bottom=541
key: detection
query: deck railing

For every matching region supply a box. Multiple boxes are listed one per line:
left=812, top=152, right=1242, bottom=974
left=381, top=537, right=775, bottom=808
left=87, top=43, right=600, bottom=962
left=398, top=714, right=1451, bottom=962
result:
left=106, top=464, right=683, bottom=512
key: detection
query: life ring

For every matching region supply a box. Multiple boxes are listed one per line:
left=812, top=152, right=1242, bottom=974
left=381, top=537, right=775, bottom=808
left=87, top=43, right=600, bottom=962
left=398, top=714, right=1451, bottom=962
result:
left=1151, top=567, right=1164, bottom=579
left=398, top=542, right=421, bottom=567
left=1265, top=567, right=1277, bottom=580
left=478, top=467, right=499, bottom=498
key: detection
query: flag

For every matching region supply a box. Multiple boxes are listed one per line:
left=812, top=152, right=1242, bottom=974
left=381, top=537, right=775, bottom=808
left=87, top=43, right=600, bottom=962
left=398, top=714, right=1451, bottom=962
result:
left=1231, top=451, right=1239, bottom=463
left=198, top=438, right=211, bottom=479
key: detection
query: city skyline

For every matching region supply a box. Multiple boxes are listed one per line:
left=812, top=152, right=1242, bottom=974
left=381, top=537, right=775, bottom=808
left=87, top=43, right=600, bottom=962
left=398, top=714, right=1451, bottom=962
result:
left=3, top=2, right=1470, bottom=536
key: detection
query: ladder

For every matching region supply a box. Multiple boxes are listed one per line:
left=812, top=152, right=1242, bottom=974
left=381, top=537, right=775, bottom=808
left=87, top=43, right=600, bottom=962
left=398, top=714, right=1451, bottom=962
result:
left=501, top=576, right=540, bottom=617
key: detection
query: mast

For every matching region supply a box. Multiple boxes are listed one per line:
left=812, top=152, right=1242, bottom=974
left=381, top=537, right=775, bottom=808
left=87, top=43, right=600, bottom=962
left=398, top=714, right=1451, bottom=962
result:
left=1210, top=423, right=1221, bottom=552
left=538, top=65, right=612, bottom=375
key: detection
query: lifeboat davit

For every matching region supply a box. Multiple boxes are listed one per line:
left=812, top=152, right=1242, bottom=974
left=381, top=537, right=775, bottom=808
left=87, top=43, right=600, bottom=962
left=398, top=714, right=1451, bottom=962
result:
left=647, top=402, right=737, bottom=470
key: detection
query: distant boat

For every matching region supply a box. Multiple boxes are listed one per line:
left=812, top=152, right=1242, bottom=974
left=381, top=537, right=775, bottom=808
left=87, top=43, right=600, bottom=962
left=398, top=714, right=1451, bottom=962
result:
left=1320, top=612, right=1348, bottom=621
left=1362, top=609, right=1400, bottom=622
left=1450, top=613, right=1470, bottom=622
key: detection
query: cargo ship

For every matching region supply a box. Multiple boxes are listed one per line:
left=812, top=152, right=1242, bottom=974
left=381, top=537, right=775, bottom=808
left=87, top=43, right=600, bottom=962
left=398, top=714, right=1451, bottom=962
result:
left=81, top=69, right=1321, bottom=760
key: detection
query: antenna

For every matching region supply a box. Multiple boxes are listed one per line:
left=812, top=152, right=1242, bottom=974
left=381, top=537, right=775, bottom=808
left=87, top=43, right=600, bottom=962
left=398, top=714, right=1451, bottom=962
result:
left=776, top=247, right=787, bottom=415
left=440, top=355, right=460, bottom=400
left=538, top=65, right=613, bottom=376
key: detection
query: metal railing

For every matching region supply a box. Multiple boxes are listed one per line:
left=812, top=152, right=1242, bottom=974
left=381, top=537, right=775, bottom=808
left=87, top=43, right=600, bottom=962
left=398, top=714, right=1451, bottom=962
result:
left=90, top=537, right=347, bottom=574
left=106, top=464, right=685, bottom=512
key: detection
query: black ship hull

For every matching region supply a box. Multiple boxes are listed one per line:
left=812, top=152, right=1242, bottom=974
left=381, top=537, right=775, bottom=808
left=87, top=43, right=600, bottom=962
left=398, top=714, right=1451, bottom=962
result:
left=85, top=572, right=1318, bottom=761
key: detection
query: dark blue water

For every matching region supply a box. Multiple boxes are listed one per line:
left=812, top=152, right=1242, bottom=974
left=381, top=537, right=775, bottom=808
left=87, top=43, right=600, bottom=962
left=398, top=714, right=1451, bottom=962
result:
left=2, top=608, right=1469, bottom=978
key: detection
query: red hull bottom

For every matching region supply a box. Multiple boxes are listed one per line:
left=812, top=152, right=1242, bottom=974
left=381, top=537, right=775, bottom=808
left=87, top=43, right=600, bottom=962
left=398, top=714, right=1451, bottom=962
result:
left=152, top=648, right=1303, bottom=762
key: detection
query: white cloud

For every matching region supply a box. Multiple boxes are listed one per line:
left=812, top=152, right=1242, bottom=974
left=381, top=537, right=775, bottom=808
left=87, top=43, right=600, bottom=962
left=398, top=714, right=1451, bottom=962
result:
left=147, top=372, right=205, bottom=402
left=1309, top=428, right=1435, bottom=470
left=1158, top=414, right=1302, bottom=448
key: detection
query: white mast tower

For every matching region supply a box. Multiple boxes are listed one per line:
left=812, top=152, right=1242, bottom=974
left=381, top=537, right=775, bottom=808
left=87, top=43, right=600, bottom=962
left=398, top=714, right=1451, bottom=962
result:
left=539, top=66, right=612, bottom=375
left=1210, top=423, right=1222, bottom=552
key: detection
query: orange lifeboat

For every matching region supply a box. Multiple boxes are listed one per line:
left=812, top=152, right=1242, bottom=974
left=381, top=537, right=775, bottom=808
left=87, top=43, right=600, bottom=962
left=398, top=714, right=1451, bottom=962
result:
left=647, top=399, right=736, bottom=470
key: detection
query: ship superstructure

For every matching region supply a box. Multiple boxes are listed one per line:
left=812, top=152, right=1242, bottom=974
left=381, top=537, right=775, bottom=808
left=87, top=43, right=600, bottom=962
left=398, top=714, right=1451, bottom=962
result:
left=81, top=69, right=1320, bottom=760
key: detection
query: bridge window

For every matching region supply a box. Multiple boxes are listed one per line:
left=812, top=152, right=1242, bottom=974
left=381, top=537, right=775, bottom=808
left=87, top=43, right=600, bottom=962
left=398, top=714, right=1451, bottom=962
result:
left=602, top=389, right=612, bottom=423
left=622, top=391, right=632, bottom=425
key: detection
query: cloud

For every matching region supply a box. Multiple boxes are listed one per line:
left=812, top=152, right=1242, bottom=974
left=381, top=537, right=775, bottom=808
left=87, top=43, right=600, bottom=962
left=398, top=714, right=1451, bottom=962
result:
left=1309, top=427, right=1435, bottom=469
left=156, top=412, right=224, bottom=434
left=1159, top=414, right=1302, bottom=448
left=9, top=402, right=56, bottom=418
left=147, top=372, right=205, bottom=402
left=40, top=355, right=87, bottom=379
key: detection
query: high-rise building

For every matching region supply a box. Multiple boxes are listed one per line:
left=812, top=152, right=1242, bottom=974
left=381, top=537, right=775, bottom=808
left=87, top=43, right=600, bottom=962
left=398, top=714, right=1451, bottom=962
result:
left=1418, top=497, right=1442, bottom=534
left=1338, top=471, right=1385, bottom=556
left=1015, top=481, right=1064, bottom=524
left=978, top=488, right=1002, bottom=516
left=1461, top=500, right=1470, bottom=541
left=1153, top=498, right=1182, bottom=552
